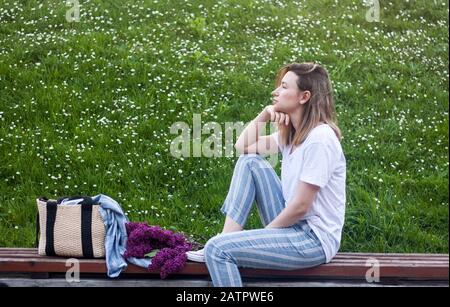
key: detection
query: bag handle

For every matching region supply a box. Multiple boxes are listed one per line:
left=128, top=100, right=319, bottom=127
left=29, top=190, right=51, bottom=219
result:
left=56, top=195, right=95, bottom=206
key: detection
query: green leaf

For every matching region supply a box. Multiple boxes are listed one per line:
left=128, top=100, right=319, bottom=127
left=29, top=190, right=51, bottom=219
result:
left=168, top=226, right=178, bottom=231
left=145, top=249, right=160, bottom=258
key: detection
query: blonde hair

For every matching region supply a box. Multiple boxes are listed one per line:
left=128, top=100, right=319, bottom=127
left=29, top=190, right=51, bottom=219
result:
left=275, top=62, right=342, bottom=147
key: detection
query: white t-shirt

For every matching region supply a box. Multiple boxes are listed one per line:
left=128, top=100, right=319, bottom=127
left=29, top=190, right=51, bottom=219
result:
left=271, top=124, right=346, bottom=263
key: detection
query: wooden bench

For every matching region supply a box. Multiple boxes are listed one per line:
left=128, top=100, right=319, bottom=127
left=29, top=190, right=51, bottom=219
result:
left=0, top=248, right=448, bottom=286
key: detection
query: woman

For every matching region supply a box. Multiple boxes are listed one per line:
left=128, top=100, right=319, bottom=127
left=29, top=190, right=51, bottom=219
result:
left=187, top=62, right=346, bottom=287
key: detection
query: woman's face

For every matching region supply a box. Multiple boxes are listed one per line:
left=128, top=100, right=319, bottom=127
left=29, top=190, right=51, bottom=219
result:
left=271, top=71, right=303, bottom=113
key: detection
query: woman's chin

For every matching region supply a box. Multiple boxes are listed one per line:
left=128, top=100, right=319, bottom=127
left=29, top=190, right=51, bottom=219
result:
left=275, top=107, right=293, bottom=114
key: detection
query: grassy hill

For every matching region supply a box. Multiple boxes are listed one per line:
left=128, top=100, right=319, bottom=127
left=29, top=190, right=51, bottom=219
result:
left=0, top=0, right=448, bottom=253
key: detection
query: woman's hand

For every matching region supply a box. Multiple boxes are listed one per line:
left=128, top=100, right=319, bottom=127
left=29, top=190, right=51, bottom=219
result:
left=264, top=105, right=290, bottom=126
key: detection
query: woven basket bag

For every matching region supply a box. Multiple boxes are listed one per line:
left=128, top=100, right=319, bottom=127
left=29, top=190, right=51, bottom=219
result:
left=36, top=196, right=106, bottom=258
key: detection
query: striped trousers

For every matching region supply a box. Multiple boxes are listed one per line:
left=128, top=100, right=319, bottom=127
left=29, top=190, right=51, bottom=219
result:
left=204, top=154, right=326, bottom=287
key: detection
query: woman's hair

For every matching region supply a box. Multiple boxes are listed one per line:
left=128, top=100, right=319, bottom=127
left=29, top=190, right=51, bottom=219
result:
left=275, top=62, right=342, bottom=147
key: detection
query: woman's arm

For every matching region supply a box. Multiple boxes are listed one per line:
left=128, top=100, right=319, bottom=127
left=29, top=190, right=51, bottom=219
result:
left=265, top=181, right=320, bottom=229
left=234, top=106, right=289, bottom=155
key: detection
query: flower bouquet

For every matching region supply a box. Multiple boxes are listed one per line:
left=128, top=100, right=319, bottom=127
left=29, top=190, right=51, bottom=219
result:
left=124, top=222, right=193, bottom=279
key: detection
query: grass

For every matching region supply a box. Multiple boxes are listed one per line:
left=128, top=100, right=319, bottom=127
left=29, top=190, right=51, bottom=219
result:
left=0, top=0, right=448, bottom=254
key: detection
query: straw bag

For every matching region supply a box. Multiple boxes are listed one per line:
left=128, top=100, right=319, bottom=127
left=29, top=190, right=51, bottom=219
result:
left=36, top=196, right=106, bottom=258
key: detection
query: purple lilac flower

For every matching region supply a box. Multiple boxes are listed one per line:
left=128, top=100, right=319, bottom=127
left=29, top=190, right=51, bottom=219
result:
left=160, top=253, right=187, bottom=279
left=124, top=222, right=192, bottom=279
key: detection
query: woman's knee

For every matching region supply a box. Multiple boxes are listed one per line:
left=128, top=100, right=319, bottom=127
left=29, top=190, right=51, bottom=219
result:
left=204, top=236, right=223, bottom=262
left=236, top=154, right=273, bottom=173
left=236, top=154, right=264, bottom=168
left=205, top=234, right=239, bottom=265
left=237, top=153, right=261, bottom=160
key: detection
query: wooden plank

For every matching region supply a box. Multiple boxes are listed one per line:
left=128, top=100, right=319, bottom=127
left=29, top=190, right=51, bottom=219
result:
left=0, top=254, right=447, bottom=269
left=0, top=248, right=38, bottom=253
left=0, top=249, right=447, bottom=263
left=0, top=253, right=447, bottom=263
left=0, top=258, right=446, bottom=268
left=0, top=258, right=448, bottom=280
left=1, top=277, right=447, bottom=287
left=332, top=252, right=449, bottom=258
left=0, top=248, right=448, bottom=280
left=333, top=254, right=449, bottom=260
left=1, top=256, right=447, bottom=267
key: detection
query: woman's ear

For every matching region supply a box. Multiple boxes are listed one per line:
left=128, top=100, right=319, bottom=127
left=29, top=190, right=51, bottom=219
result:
left=299, top=90, right=311, bottom=105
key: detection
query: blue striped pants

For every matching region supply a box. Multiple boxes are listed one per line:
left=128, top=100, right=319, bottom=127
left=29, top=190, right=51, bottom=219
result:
left=204, top=154, right=326, bottom=287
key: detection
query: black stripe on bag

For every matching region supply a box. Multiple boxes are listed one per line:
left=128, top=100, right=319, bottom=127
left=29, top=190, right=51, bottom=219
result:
left=45, top=201, right=58, bottom=256
left=81, top=202, right=94, bottom=258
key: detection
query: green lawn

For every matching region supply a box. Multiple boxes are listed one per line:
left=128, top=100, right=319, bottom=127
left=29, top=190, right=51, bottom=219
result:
left=0, top=0, right=448, bottom=253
